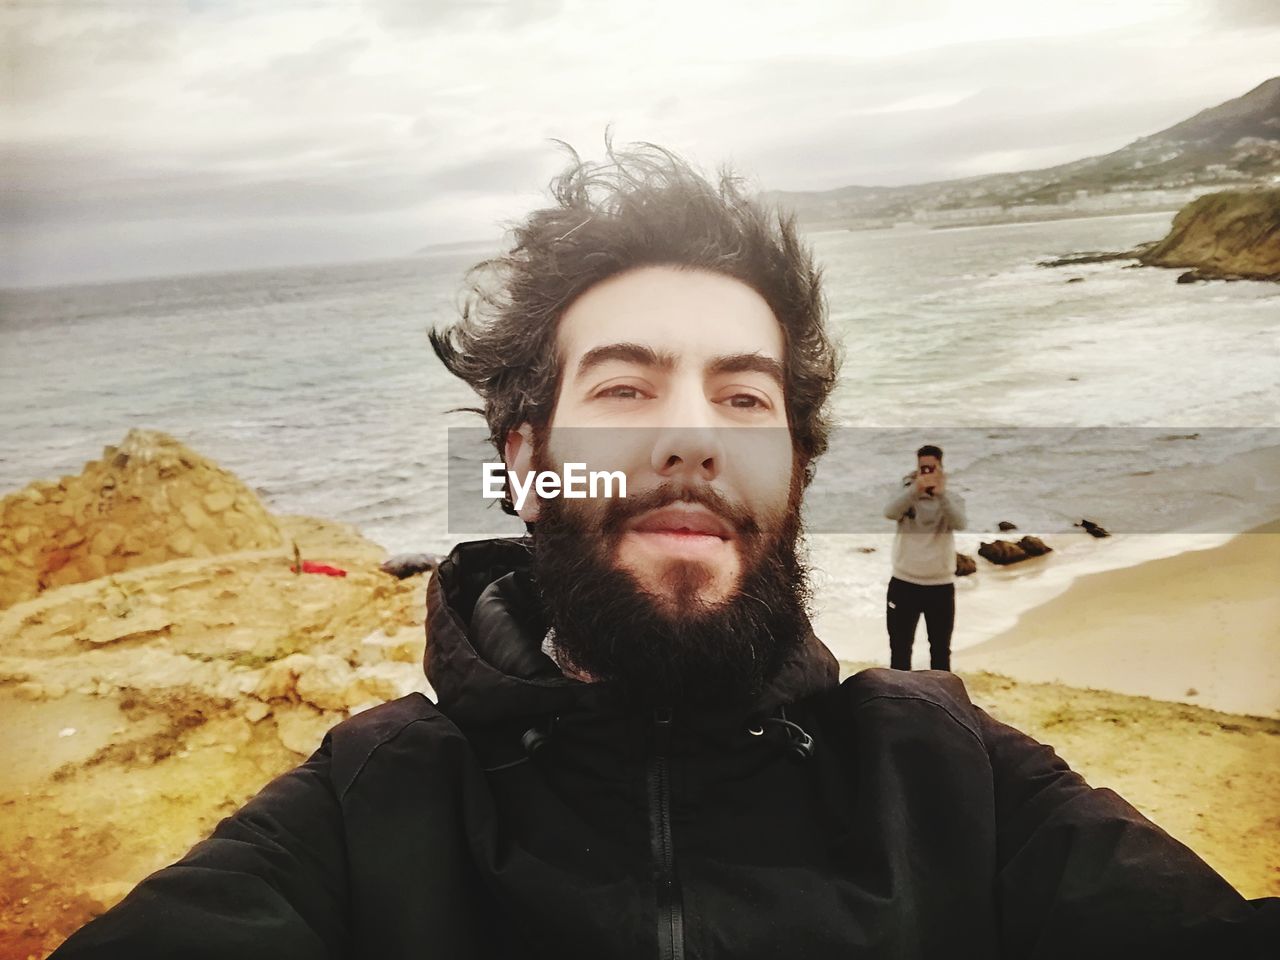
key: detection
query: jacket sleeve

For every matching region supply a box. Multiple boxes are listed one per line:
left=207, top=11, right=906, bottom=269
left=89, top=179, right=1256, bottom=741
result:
left=938, top=490, right=966, bottom=531
left=884, top=478, right=916, bottom=520
left=979, top=708, right=1279, bottom=958
left=50, top=736, right=349, bottom=960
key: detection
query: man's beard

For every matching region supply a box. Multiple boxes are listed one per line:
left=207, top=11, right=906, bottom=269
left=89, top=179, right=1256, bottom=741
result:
left=530, top=453, right=814, bottom=710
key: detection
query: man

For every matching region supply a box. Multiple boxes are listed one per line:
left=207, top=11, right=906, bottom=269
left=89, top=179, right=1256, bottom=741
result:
left=883, top=444, right=965, bottom=671
left=54, top=145, right=1277, bottom=958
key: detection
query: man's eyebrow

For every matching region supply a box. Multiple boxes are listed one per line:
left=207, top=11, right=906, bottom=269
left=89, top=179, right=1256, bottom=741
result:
left=708, top=353, right=786, bottom=390
left=574, top=343, right=675, bottom=381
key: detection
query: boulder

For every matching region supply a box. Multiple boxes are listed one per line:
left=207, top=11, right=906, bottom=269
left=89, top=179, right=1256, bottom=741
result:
left=997, top=521, right=1018, bottom=531
left=954, top=553, right=977, bottom=577
left=379, top=553, right=441, bottom=579
left=1017, top=536, right=1052, bottom=557
left=1076, top=519, right=1111, bottom=538
left=978, top=540, right=1030, bottom=566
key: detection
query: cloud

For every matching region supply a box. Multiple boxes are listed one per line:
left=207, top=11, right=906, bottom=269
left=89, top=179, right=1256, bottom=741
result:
left=1208, top=0, right=1280, bottom=29
left=369, top=0, right=565, bottom=32
left=3, top=138, right=548, bottom=226
left=2, top=0, right=1278, bottom=285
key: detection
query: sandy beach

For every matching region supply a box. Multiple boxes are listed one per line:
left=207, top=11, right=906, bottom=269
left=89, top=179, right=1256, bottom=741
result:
left=955, top=519, right=1280, bottom=718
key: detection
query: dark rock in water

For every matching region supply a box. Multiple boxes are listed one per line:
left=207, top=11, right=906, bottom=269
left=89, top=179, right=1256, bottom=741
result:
left=855, top=546, right=877, bottom=554
left=379, top=552, right=441, bottom=579
left=1066, top=276, right=1085, bottom=284
left=1067, top=376, right=1080, bottom=381
left=1157, top=432, right=1200, bottom=441
left=979, top=540, right=1029, bottom=566
left=1037, top=250, right=1137, bottom=268
left=1076, top=519, right=1111, bottom=538
left=1176, top=270, right=1203, bottom=284
left=1018, top=536, right=1052, bottom=556
left=955, top=552, right=977, bottom=577
left=997, top=521, right=1018, bottom=531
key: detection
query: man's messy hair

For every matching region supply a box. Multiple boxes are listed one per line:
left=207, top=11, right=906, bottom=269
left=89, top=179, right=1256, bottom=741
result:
left=430, top=139, right=840, bottom=483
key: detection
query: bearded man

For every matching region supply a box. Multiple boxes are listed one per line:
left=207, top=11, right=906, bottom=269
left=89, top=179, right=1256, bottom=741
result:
left=54, top=145, right=1277, bottom=959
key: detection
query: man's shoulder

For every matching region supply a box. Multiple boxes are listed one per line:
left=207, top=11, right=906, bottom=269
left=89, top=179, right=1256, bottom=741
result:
left=323, top=693, right=469, bottom=798
left=818, top=668, right=985, bottom=747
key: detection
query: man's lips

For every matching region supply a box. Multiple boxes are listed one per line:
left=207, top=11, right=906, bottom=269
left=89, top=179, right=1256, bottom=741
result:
left=629, top=505, right=734, bottom=540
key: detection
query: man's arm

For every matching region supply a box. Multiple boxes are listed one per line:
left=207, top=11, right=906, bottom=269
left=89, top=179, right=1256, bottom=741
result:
left=884, top=476, right=916, bottom=520
left=979, top=708, right=1279, bottom=958
left=51, top=737, right=349, bottom=960
left=938, top=489, right=965, bottom=531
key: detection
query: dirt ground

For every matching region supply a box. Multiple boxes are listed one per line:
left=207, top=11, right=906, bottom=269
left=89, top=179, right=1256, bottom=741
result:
left=960, top=669, right=1280, bottom=899
left=0, top=516, right=426, bottom=959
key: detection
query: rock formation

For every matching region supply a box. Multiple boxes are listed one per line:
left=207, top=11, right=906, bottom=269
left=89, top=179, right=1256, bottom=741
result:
left=0, top=429, right=284, bottom=608
left=1139, top=189, right=1280, bottom=281
left=1017, top=536, right=1052, bottom=557
left=979, top=540, right=1030, bottom=566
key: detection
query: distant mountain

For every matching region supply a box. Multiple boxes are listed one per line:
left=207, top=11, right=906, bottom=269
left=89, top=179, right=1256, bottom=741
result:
left=769, top=77, right=1280, bottom=227
left=1155, top=76, right=1280, bottom=145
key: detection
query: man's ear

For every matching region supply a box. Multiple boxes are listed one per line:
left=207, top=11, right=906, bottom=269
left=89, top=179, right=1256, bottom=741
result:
left=504, top=423, right=540, bottom=523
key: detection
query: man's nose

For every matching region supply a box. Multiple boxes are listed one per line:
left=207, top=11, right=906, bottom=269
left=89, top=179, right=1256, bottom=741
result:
left=650, top=423, right=724, bottom=483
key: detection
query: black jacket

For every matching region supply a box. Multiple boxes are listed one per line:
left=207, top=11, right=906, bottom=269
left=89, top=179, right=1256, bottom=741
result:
left=54, top=538, right=1278, bottom=958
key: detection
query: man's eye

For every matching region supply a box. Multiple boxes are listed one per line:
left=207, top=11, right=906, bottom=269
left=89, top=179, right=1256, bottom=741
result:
left=597, top=385, right=646, bottom=400
left=726, top=393, right=767, bottom=410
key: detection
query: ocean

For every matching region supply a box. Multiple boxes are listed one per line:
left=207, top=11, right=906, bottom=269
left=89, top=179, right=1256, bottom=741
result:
left=2, top=211, right=1278, bottom=662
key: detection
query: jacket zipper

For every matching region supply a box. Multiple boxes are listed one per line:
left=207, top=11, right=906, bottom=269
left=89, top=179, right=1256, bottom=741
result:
left=648, top=710, right=684, bottom=960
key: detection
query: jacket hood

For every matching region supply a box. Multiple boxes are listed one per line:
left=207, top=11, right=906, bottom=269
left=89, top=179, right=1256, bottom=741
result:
left=424, top=537, right=839, bottom=727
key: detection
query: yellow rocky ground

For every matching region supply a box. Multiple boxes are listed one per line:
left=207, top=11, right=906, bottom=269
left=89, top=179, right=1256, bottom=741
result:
left=0, top=514, right=427, bottom=959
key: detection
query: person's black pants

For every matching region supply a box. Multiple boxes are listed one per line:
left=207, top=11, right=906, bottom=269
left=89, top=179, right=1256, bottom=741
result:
left=887, top=576, right=955, bottom=671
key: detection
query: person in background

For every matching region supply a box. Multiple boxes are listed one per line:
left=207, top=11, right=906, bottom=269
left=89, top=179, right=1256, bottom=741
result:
left=883, top=444, right=965, bottom=670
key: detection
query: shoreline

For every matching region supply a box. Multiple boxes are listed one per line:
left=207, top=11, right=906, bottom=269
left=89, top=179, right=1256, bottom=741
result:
left=955, top=518, right=1280, bottom=718
left=799, top=207, right=1180, bottom=236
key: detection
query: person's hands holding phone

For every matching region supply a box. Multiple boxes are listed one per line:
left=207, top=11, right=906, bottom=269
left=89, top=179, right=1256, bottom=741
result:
left=915, top=464, right=945, bottom=496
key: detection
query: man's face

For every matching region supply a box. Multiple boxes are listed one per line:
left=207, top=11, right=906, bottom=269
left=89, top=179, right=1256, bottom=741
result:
left=525, top=265, right=796, bottom=608
left=506, top=265, right=811, bottom=705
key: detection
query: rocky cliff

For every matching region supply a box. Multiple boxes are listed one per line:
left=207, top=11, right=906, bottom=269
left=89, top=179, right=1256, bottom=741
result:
left=1139, top=188, right=1280, bottom=280
left=0, top=429, right=285, bottom=609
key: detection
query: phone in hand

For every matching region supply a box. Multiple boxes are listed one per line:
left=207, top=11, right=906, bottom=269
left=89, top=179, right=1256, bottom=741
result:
left=918, top=463, right=937, bottom=494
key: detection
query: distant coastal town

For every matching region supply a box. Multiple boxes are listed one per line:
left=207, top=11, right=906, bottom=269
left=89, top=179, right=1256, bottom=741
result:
left=772, top=77, right=1280, bottom=231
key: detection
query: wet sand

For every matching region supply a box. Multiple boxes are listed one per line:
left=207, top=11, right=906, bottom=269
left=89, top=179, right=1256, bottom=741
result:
left=955, top=520, right=1280, bottom=718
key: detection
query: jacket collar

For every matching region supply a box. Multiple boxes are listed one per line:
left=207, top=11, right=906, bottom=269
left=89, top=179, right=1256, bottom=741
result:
left=425, top=537, right=839, bottom=727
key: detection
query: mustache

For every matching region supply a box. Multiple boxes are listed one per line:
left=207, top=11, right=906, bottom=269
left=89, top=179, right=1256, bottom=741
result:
left=598, top=482, right=761, bottom=539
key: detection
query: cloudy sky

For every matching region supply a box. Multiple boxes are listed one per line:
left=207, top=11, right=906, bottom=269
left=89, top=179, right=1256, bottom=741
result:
left=3, top=0, right=1278, bottom=287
